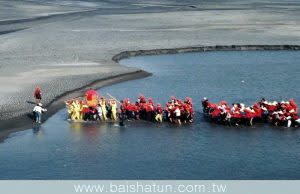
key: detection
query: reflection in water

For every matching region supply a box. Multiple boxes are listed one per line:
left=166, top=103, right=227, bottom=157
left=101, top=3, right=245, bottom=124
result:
left=69, top=121, right=124, bottom=142
left=69, top=122, right=100, bottom=141
left=32, top=124, right=43, bottom=137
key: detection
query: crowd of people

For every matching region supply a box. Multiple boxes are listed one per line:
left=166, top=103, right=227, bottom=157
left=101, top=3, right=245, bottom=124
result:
left=66, top=93, right=194, bottom=125
left=32, top=86, right=299, bottom=128
left=119, top=95, right=194, bottom=125
left=66, top=97, right=118, bottom=122
left=202, top=97, right=300, bottom=127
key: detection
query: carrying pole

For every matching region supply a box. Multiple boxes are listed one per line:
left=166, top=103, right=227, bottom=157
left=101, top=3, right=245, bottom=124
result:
left=106, top=93, right=121, bottom=104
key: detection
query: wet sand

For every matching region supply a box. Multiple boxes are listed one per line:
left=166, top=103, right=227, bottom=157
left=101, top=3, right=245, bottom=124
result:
left=0, top=0, right=299, bottom=131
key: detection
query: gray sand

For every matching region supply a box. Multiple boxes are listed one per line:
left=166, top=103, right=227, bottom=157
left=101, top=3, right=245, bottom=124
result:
left=0, top=0, right=299, bottom=129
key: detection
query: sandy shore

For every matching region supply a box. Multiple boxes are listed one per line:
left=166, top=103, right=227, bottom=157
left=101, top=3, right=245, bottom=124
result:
left=0, top=70, right=151, bottom=141
left=0, top=0, right=300, bottom=132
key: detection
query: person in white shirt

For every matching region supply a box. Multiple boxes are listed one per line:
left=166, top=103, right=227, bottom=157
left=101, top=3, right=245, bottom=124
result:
left=174, top=106, right=181, bottom=125
left=97, top=103, right=102, bottom=120
left=33, top=103, right=47, bottom=123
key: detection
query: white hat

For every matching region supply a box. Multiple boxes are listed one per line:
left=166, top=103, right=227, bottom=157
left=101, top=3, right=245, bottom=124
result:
left=203, top=97, right=207, bottom=100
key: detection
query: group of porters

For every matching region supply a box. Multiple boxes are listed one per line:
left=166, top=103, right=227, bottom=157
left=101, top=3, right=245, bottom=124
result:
left=66, top=89, right=194, bottom=125
left=65, top=89, right=300, bottom=128
left=202, top=97, right=300, bottom=127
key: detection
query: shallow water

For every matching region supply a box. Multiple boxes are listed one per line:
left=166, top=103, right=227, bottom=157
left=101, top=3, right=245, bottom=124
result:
left=0, top=51, right=300, bottom=179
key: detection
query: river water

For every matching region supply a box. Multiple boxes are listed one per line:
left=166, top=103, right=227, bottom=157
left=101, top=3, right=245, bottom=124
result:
left=0, top=51, right=300, bottom=179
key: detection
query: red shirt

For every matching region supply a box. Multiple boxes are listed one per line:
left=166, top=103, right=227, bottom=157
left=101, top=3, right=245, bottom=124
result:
left=34, top=89, right=42, bottom=99
left=157, top=107, right=163, bottom=114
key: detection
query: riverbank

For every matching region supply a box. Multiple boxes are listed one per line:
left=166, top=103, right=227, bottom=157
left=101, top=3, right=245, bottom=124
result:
left=0, top=69, right=150, bottom=140
left=112, top=45, right=300, bottom=61
left=1, top=45, right=299, bottom=136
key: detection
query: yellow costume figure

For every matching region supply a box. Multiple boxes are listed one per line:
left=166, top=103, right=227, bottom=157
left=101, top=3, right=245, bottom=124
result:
left=70, top=102, right=76, bottom=120
left=110, top=99, right=117, bottom=121
left=72, top=101, right=81, bottom=120
left=155, top=113, right=163, bottom=123
left=66, top=101, right=73, bottom=119
left=78, top=103, right=84, bottom=120
left=100, top=98, right=107, bottom=121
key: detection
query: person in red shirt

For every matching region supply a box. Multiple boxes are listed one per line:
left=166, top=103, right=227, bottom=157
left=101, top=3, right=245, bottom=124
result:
left=165, top=102, right=174, bottom=123
left=289, top=99, right=298, bottom=114
left=171, top=96, right=176, bottom=104
left=138, top=95, right=146, bottom=104
left=209, top=104, right=221, bottom=120
left=146, top=99, right=155, bottom=121
left=82, top=103, right=91, bottom=121
left=231, top=104, right=242, bottom=126
left=183, top=103, right=194, bottom=123
left=292, top=113, right=300, bottom=127
left=202, top=97, right=211, bottom=114
left=134, top=102, right=141, bottom=120
left=185, top=97, right=193, bottom=107
left=267, top=101, right=278, bottom=113
left=251, top=103, right=262, bottom=121
left=34, top=85, right=42, bottom=103
left=127, top=103, right=137, bottom=119
left=244, top=107, right=255, bottom=126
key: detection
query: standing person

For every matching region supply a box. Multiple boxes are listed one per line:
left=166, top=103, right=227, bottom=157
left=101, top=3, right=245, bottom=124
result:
left=174, top=105, right=182, bottom=125
left=96, top=103, right=103, bottom=121
left=166, top=102, right=174, bottom=123
left=119, top=100, right=125, bottom=126
left=202, top=97, right=210, bottom=114
left=33, top=103, right=47, bottom=123
left=106, top=100, right=112, bottom=119
left=34, top=85, right=42, bottom=103
left=134, top=102, right=141, bottom=120
left=72, top=100, right=81, bottom=120
left=110, top=99, right=118, bottom=121
left=155, top=103, right=163, bottom=123
left=99, top=97, right=107, bottom=121
left=146, top=98, right=155, bottom=121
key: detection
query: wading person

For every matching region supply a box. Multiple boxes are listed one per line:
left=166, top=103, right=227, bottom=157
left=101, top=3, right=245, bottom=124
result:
left=155, top=103, right=163, bottom=123
left=33, top=103, right=47, bottom=123
left=174, top=105, right=181, bottom=125
left=96, top=103, right=102, bottom=120
left=119, top=100, right=125, bottom=126
left=110, top=99, right=118, bottom=121
left=34, top=85, right=42, bottom=103
left=99, top=97, right=107, bottom=121
left=72, top=100, right=81, bottom=120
